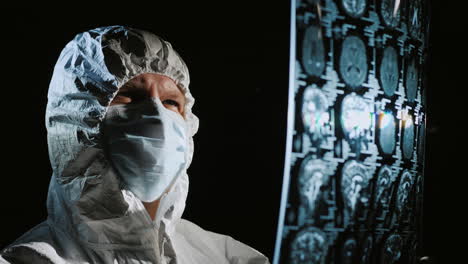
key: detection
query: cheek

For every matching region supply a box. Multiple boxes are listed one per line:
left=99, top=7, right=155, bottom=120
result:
left=180, top=106, right=186, bottom=117
left=163, top=104, right=186, bottom=119
left=165, top=105, right=180, bottom=113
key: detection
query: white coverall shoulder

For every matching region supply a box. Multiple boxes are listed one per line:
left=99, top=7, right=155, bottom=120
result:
left=0, top=25, right=270, bottom=264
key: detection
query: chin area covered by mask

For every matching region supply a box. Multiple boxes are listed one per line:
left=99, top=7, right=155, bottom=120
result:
left=102, top=97, right=189, bottom=203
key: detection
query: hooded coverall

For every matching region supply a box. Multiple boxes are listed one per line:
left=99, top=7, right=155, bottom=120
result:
left=0, top=25, right=270, bottom=264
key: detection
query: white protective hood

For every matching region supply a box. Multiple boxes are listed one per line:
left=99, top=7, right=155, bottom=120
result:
left=0, top=25, right=270, bottom=264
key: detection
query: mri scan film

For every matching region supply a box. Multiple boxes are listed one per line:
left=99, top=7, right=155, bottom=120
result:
left=274, top=0, right=429, bottom=263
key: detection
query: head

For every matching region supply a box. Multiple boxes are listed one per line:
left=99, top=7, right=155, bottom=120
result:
left=45, top=25, right=199, bottom=246
left=46, top=25, right=199, bottom=178
left=103, top=73, right=189, bottom=213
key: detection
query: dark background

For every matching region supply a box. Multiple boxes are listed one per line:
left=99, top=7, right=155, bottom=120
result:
left=1, top=1, right=464, bottom=263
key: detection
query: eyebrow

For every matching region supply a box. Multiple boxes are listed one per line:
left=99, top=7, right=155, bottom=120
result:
left=118, top=84, right=185, bottom=103
left=118, top=80, right=185, bottom=99
left=160, top=83, right=185, bottom=101
left=164, top=89, right=184, bottom=99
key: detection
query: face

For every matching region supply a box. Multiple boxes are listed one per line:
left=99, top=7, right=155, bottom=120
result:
left=110, top=73, right=186, bottom=118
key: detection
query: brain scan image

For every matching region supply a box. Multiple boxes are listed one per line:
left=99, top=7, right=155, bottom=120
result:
left=378, top=111, right=396, bottom=155
left=396, top=170, right=413, bottom=213
left=341, top=0, right=367, bottom=18
left=302, top=85, right=330, bottom=142
left=342, top=238, right=358, bottom=264
left=298, top=158, right=329, bottom=220
left=407, top=238, right=419, bottom=264
left=415, top=174, right=423, bottom=214
left=415, top=174, right=423, bottom=196
left=380, top=0, right=401, bottom=28
left=341, top=93, right=372, bottom=140
left=405, top=59, right=419, bottom=103
left=379, top=46, right=399, bottom=97
left=339, top=36, right=368, bottom=89
left=302, top=25, right=326, bottom=77
left=360, top=236, right=373, bottom=263
left=417, top=121, right=426, bottom=163
left=290, top=227, right=327, bottom=264
left=402, top=114, right=415, bottom=160
left=374, top=166, right=395, bottom=210
left=381, top=234, right=402, bottom=264
left=421, top=84, right=427, bottom=106
left=341, top=160, right=371, bottom=216
left=408, top=0, right=422, bottom=39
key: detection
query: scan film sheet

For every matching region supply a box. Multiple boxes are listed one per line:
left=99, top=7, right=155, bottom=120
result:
left=274, top=0, right=430, bottom=263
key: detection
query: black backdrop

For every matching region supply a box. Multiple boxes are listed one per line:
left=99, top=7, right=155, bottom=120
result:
left=1, top=2, right=464, bottom=262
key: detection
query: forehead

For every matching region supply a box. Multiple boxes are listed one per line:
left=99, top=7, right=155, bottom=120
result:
left=120, top=73, right=183, bottom=93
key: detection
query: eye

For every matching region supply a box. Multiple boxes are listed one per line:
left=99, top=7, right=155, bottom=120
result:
left=163, top=99, right=180, bottom=107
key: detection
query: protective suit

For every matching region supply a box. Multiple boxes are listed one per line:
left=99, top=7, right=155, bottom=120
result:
left=0, top=25, right=270, bottom=264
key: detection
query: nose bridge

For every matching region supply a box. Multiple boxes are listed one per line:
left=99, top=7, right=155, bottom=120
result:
left=138, top=95, right=163, bottom=116
left=147, top=77, right=161, bottom=99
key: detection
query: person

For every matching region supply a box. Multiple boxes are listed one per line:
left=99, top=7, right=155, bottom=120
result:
left=0, top=25, right=270, bottom=264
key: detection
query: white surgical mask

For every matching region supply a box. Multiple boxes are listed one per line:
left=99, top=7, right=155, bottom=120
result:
left=102, top=97, right=188, bottom=202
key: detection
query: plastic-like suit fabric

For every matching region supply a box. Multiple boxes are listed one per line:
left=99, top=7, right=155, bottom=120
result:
left=0, top=25, right=270, bottom=264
